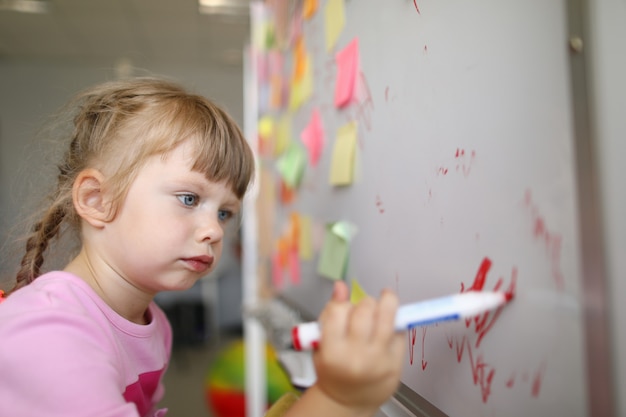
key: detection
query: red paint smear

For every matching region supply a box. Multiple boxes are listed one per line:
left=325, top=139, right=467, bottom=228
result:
left=506, top=372, right=516, bottom=388
left=453, top=148, right=476, bottom=177
left=408, top=328, right=417, bottom=365
left=460, top=258, right=517, bottom=347
left=524, top=189, right=566, bottom=290
left=353, top=71, right=375, bottom=132
left=454, top=336, right=495, bottom=403
left=531, top=362, right=546, bottom=397
left=446, top=334, right=454, bottom=349
left=385, top=86, right=389, bottom=102
left=375, top=194, right=385, bottom=214
left=421, top=327, right=428, bottom=370
left=413, top=0, right=420, bottom=14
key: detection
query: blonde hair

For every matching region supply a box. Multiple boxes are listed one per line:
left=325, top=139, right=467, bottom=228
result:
left=12, top=77, right=254, bottom=293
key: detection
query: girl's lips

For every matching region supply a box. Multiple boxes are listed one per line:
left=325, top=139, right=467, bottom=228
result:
left=183, top=256, right=214, bottom=273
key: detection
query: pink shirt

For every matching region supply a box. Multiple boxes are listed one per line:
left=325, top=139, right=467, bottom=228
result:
left=0, top=271, right=172, bottom=416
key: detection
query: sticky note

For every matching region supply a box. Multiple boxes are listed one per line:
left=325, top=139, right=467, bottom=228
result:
left=302, top=0, right=318, bottom=19
left=275, top=115, right=292, bottom=156
left=317, top=224, right=350, bottom=281
left=292, top=37, right=306, bottom=82
left=334, top=38, right=359, bottom=108
left=300, top=108, right=324, bottom=167
left=303, top=0, right=318, bottom=19
left=289, top=53, right=313, bottom=111
left=324, top=0, right=345, bottom=51
left=258, top=116, right=275, bottom=141
left=276, top=142, right=307, bottom=189
left=288, top=248, right=301, bottom=284
left=269, top=76, right=281, bottom=110
left=298, top=215, right=313, bottom=260
left=350, top=279, right=369, bottom=304
left=279, top=177, right=296, bottom=205
left=329, top=121, right=357, bottom=186
left=331, top=220, right=358, bottom=242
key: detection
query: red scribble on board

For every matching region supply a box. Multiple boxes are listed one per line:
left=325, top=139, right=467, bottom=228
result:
left=375, top=194, right=385, bottom=214
left=413, top=0, right=420, bottom=14
left=353, top=71, right=375, bottom=132
left=531, top=362, right=546, bottom=397
left=407, top=326, right=429, bottom=370
left=421, top=327, right=428, bottom=370
left=460, top=257, right=517, bottom=348
left=408, top=328, right=418, bottom=365
left=523, top=189, right=565, bottom=290
left=437, top=167, right=449, bottom=176
left=506, top=372, right=516, bottom=388
left=455, top=148, right=476, bottom=177
left=409, top=257, right=547, bottom=403
left=455, top=336, right=496, bottom=403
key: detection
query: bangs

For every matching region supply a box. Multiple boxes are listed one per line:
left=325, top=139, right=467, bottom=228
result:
left=143, top=95, right=255, bottom=200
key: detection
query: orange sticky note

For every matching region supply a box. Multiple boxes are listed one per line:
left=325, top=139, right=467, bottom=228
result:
left=335, top=38, right=359, bottom=108
left=292, top=37, right=306, bottom=82
left=303, top=0, right=318, bottom=19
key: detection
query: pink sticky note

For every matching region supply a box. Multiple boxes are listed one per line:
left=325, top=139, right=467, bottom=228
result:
left=300, top=108, right=324, bottom=166
left=288, top=248, right=301, bottom=285
left=334, top=38, right=359, bottom=108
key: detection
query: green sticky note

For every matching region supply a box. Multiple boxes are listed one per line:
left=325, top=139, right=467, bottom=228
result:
left=276, top=143, right=306, bottom=189
left=317, top=224, right=350, bottom=280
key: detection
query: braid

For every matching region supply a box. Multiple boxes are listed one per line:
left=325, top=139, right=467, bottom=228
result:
left=12, top=203, right=67, bottom=293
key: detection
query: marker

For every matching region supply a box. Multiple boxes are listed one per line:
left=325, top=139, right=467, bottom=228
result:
left=291, top=291, right=511, bottom=351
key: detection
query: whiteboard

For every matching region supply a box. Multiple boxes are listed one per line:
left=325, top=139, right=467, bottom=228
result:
left=251, top=1, right=590, bottom=416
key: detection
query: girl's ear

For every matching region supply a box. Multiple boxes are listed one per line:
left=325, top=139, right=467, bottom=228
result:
left=73, top=168, right=112, bottom=227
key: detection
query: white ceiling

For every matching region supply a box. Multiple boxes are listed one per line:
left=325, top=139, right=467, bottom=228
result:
left=0, top=0, right=252, bottom=70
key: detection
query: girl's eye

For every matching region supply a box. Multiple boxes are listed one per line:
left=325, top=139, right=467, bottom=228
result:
left=177, top=194, right=198, bottom=207
left=218, top=209, right=233, bottom=223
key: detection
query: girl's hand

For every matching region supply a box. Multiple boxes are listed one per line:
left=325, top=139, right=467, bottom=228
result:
left=312, top=281, right=405, bottom=415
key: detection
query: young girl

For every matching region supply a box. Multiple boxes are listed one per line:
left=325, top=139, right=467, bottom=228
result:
left=0, top=77, right=404, bottom=417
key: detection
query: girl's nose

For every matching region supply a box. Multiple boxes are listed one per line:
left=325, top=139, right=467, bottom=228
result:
left=198, top=215, right=224, bottom=243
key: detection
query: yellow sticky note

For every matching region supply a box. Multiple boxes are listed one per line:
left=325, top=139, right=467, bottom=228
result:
left=317, top=223, right=349, bottom=281
left=329, top=121, right=357, bottom=186
left=350, top=279, right=369, bottom=304
left=275, top=115, right=292, bottom=157
left=258, top=115, right=275, bottom=141
left=298, top=215, right=313, bottom=260
left=324, top=0, right=345, bottom=52
left=289, top=53, right=313, bottom=111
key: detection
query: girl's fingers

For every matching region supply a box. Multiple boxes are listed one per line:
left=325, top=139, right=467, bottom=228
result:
left=373, top=289, right=400, bottom=343
left=318, top=281, right=351, bottom=343
left=347, top=296, right=377, bottom=341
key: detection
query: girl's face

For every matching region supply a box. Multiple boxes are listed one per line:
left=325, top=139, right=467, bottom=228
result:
left=99, top=140, right=241, bottom=295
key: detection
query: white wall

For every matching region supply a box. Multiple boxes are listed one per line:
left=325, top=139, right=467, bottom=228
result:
left=588, top=1, right=626, bottom=414
left=0, top=60, right=244, bottom=290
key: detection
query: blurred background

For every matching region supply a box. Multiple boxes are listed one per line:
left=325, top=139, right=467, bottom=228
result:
left=0, top=1, right=294, bottom=416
